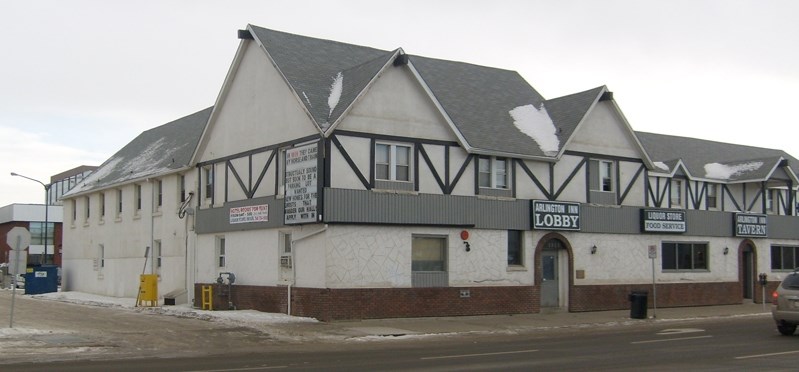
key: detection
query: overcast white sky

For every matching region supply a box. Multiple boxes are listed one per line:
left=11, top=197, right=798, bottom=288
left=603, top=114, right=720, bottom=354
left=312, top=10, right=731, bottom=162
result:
left=2, top=0, right=797, bottom=206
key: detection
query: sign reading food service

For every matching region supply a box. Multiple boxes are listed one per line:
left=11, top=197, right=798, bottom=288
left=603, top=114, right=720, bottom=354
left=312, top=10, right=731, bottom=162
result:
left=734, top=213, right=767, bottom=237
left=640, top=209, right=686, bottom=233
left=284, top=143, right=318, bottom=224
left=532, top=200, right=580, bottom=231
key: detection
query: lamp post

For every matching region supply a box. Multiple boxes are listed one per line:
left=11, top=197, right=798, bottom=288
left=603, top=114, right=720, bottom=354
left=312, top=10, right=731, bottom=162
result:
left=10, top=172, right=51, bottom=265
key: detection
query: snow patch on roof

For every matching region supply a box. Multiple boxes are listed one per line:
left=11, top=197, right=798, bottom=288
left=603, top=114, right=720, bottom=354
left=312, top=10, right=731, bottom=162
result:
left=653, top=162, right=669, bottom=171
left=509, top=103, right=559, bottom=156
left=327, top=72, right=343, bottom=118
left=302, top=91, right=312, bottom=107
left=704, top=161, right=764, bottom=180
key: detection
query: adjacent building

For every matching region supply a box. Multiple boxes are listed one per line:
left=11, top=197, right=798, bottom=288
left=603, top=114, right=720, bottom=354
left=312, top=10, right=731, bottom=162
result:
left=62, top=25, right=799, bottom=320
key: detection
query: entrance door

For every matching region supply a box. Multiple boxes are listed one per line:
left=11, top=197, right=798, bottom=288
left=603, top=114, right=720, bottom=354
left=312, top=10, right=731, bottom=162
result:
left=541, top=250, right=559, bottom=307
left=743, top=245, right=754, bottom=299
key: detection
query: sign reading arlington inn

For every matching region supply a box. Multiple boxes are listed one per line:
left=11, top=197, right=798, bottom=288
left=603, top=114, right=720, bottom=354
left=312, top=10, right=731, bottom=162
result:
left=532, top=200, right=580, bottom=231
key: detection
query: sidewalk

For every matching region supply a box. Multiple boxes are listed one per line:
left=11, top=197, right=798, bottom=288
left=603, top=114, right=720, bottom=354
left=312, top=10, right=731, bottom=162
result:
left=267, top=302, right=771, bottom=341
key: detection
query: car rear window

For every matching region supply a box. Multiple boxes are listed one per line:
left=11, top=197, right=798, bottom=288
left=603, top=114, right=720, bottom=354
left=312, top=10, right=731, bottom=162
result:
left=783, top=274, right=799, bottom=289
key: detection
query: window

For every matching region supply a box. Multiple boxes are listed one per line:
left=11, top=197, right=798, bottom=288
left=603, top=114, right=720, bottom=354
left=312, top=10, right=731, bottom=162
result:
left=412, top=236, right=446, bottom=272
left=135, top=184, right=142, bottom=211
left=375, top=143, right=411, bottom=182
left=85, top=196, right=91, bottom=221
left=71, top=199, right=77, bottom=222
left=479, top=157, right=509, bottom=189
left=766, top=189, right=775, bottom=212
left=662, top=242, right=708, bottom=270
left=217, top=236, right=226, bottom=268
left=280, top=232, right=292, bottom=254
left=29, top=222, right=54, bottom=246
left=179, top=175, right=187, bottom=203
left=706, top=184, right=717, bottom=209
left=772, top=245, right=799, bottom=270
left=507, top=230, right=523, bottom=266
left=204, top=166, right=214, bottom=199
left=155, top=240, right=162, bottom=268
left=671, top=180, right=683, bottom=206
left=116, top=189, right=123, bottom=216
left=97, top=244, right=105, bottom=269
left=99, top=192, right=105, bottom=218
left=590, top=159, right=614, bottom=192
left=156, top=180, right=163, bottom=208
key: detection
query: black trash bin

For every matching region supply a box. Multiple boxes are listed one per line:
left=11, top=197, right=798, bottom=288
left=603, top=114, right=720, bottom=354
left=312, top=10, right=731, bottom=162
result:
left=629, top=291, right=648, bottom=319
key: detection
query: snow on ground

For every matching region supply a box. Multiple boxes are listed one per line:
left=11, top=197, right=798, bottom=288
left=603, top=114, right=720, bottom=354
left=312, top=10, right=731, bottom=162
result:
left=0, top=288, right=317, bottom=338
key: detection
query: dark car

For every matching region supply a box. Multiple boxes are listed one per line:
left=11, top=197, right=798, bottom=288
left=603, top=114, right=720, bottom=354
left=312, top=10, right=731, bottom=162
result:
left=771, top=270, right=799, bottom=335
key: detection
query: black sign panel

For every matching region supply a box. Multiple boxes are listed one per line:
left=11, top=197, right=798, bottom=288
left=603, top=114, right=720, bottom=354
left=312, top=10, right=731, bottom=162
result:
left=734, top=213, right=768, bottom=237
left=640, top=209, right=686, bottom=233
left=532, top=200, right=580, bottom=231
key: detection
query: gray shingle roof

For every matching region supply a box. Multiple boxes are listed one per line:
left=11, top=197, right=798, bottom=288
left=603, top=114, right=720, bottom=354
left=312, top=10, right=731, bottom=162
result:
left=250, top=25, right=603, bottom=159
left=637, top=131, right=799, bottom=182
left=249, top=26, right=397, bottom=130
left=64, top=107, right=212, bottom=197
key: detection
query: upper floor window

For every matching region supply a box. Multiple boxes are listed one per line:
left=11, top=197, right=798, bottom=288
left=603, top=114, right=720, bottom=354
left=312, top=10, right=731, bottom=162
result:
left=99, top=192, right=105, bottom=218
left=766, top=189, right=775, bottom=212
left=29, top=222, right=54, bottom=246
left=671, top=180, right=683, bottom=206
left=156, top=180, right=163, bottom=209
left=135, top=184, right=142, bottom=212
left=84, top=196, right=91, bottom=221
left=590, top=159, right=614, bottom=192
left=479, top=157, right=508, bottom=189
left=116, top=189, right=123, bottom=217
left=179, top=175, right=187, bottom=203
left=662, top=242, right=707, bottom=271
left=204, top=166, right=214, bottom=199
left=375, top=143, right=411, bottom=182
left=71, top=199, right=77, bottom=222
left=706, top=184, right=717, bottom=209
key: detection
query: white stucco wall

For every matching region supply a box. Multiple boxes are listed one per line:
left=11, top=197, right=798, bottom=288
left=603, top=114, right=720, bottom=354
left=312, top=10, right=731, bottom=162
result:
left=567, top=101, right=643, bottom=159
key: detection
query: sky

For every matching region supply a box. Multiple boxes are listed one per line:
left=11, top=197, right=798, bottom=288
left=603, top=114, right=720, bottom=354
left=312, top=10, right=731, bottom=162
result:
left=2, top=0, right=797, bottom=206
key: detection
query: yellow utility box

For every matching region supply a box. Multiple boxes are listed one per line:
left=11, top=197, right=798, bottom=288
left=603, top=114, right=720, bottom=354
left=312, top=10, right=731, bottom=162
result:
left=138, top=274, right=158, bottom=307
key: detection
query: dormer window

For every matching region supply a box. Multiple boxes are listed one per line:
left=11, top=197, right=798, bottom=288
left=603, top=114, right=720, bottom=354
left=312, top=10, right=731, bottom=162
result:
left=375, top=143, right=411, bottom=182
left=478, top=157, right=508, bottom=189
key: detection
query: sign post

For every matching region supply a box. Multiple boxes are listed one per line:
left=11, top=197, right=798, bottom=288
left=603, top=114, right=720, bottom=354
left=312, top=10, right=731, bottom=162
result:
left=648, top=245, right=658, bottom=319
left=7, top=226, right=31, bottom=328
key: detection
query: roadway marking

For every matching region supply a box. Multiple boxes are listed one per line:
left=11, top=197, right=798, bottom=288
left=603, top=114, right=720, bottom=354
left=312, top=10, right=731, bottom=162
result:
left=735, top=350, right=799, bottom=360
left=421, top=349, right=539, bottom=360
left=631, top=335, right=713, bottom=344
left=657, top=328, right=705, bottom=335
left=188, top=366, right=288, bottom=371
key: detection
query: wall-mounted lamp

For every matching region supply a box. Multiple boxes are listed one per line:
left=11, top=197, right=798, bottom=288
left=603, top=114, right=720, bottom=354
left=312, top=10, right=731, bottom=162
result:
left=591, top=245, right=597, bottom=254
left=723, top=247, right=729, bottom=255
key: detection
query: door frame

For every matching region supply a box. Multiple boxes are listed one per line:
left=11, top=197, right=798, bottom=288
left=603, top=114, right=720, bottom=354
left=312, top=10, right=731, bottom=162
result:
left=534, top=232, right=574, bottom=311
left=738, top=240, right=758, bottom=302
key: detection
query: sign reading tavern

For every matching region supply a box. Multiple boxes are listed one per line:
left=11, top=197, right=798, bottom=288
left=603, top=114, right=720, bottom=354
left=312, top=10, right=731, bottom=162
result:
left=532, top=200, right=580, bottom=231
left=735, top=213, right=768, bottom=237
left=641, top=209, right=686, bottom=233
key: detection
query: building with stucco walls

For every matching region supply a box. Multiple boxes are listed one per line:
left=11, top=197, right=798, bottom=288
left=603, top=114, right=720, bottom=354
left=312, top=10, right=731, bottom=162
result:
left=62, top=25, right=799, bottom=320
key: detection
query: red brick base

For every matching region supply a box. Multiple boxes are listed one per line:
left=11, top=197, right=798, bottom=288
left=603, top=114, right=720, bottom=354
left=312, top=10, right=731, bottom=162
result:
left=193, top=281, right=752, bottom=321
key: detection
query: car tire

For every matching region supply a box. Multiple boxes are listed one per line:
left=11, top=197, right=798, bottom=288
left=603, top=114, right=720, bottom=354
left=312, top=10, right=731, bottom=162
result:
left=777, top=324, right=797, bottom=336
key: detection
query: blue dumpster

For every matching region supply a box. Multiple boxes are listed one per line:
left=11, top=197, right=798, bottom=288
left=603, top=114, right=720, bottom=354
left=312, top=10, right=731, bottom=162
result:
left=24, top=265, right=59, bottom=295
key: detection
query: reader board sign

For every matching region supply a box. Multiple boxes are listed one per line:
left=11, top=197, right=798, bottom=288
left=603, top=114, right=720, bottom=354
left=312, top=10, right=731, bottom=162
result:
left=640, top=209, right=686, bottom=233
left=284, top=143, right=319, bottom=224
left=735, top=213, right=767, bottom=237
left=532, top=200, right=580, bottom=231
left=229, top=204, right=269, bottom=224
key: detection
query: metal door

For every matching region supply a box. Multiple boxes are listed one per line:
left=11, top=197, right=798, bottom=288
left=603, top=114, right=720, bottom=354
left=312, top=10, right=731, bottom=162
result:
left=743, top=246, right=754, bottom=299
left=541, top=249, right=559, bottom=308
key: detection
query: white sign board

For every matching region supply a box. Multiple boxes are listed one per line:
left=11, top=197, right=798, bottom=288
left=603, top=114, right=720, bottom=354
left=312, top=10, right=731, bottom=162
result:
left=229, top=204, right=269, bottom=224
left=648, top=245, right=658, bottom=259
left=284, top=143, right=319, bottom=224
left=7, top=226, right=31, bottom=251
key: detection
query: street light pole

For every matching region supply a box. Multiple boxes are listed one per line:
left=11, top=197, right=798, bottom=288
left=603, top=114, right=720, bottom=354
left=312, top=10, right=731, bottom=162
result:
left=10, top=172, right=51, bottom=265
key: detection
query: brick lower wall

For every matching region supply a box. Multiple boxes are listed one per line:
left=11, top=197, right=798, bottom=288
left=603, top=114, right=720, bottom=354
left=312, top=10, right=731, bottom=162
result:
left=570, top=281, right=743, bottom=312
left=194, top=281, right=751, bottom=320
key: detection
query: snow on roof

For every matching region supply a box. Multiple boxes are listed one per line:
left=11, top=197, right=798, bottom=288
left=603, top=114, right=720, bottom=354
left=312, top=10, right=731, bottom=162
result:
left=704, top=161, right=764, bottom=180
left=653, top=161, right=670, bottom=171
left=509, top=103, right=560, bottom=156
left=327, top=72, right=343, bottom=119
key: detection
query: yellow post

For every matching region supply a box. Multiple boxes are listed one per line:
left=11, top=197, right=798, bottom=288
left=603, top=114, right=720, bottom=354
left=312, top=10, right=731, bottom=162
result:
left=201, top=285, right=213, bottom=310
left=138, top=274, right=159, bottom=307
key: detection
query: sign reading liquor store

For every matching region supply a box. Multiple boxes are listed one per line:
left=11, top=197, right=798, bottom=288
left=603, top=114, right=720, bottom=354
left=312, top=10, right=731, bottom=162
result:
left=734, top=213, right=767, bottom=237
left=532, top=200, right=580, bottom=231
left=640, top=209, right=686, bottom=233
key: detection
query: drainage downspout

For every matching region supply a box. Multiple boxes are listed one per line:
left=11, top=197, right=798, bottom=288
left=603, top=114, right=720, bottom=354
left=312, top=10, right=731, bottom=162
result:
left=287, top=224, right=328, bottom=316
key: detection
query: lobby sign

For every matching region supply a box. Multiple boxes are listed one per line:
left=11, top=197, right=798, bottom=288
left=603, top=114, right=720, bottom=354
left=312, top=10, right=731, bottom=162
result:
left=284, top=143, right=319, bottom=224
left=734, top=213, right=767, bottom=237
left=532, top=200, right=580, bottom=231
left=640, top=209, right=686, bottom=233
